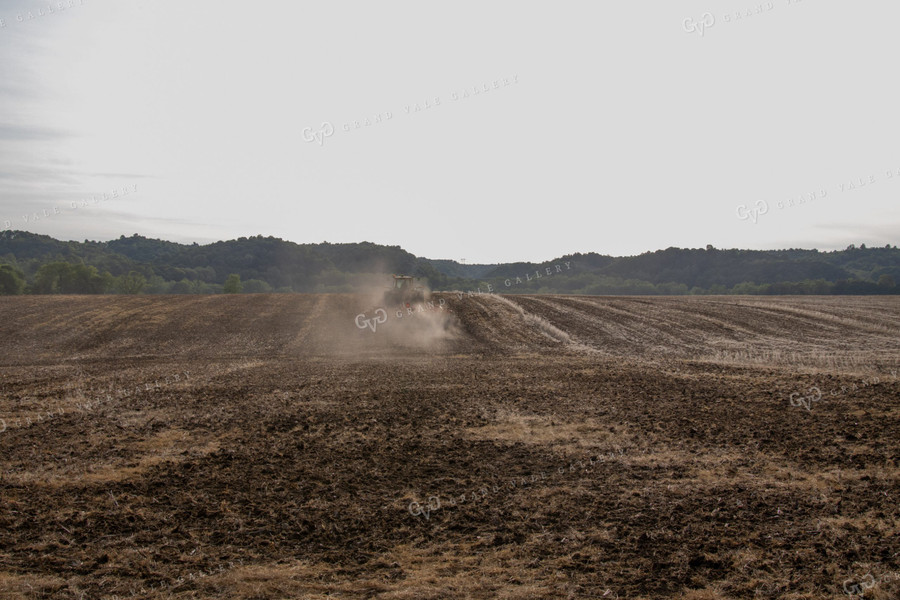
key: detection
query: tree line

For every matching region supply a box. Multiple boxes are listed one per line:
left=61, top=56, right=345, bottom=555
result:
left=0, top=233, right=897, bottom=295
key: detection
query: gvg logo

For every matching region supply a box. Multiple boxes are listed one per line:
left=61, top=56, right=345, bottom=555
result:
left=683, top=2, right=783, bottom=37
left=788, top=371, right=896, bottom=413
left=408, top=496, right=441, bottom=520
left=302, top=122, right=334, bottom=146
left=355, top=308, right=388, bottom=332
left=683, top=13, right=715, bottom=36
left=843, top=570, right=900, bottom=597
left=789, top=386, right=821, bottom=411
left=843, top=573, right=876, bottom=597
left=736, top=200, right=768, bottom=224
left=355, top=298, right=449, bottom=333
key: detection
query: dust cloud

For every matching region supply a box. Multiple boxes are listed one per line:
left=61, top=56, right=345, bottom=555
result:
left=308, top=276, right=461, bottom=357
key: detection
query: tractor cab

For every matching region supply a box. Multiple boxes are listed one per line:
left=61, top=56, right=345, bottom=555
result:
left=391, top=275, right=415, bottom=291
left=384, top=274, right=428, bottom=306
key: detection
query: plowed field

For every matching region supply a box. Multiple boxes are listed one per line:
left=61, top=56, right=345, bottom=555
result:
left=1, top=294, right=898, bottom=599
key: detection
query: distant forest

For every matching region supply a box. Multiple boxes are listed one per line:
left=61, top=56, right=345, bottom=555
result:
left=0, top=231, right=898, bottom=296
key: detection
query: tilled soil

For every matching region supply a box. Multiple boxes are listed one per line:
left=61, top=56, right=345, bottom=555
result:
left=0, top=294, right=898, bottom=599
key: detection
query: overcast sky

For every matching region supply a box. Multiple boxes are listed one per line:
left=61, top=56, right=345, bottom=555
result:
left=0, top=0, right=898, bottom=263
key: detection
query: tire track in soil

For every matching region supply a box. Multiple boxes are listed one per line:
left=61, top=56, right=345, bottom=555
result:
left=288, top=293, right=329, bottom=354
left=444, top=294, right=570, bottom=356
left=1, top=296, right=899, bottom=598
left=513, top=295, right=691, bottom=356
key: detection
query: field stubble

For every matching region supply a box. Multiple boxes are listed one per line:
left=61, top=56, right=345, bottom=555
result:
left=0, top=294, right=898, bottom=599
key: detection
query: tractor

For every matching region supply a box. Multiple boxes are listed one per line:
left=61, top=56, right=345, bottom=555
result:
left=383, top=275, right=429, bottom=307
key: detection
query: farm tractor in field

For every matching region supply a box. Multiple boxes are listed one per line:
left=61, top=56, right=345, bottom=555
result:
left=383, top=275, right=429, bottom=307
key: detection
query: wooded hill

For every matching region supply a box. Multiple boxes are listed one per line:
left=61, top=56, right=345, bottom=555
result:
left=0, top=232, right=897, bottom=295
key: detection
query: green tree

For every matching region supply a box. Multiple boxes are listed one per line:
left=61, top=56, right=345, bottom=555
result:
left=144, top=275, right=169, bottom=294
left=242, top=278, right=272, bottom=293
left=32, top=262, right=111, bottom=294
left=0, top=264, right=26, bottom=295
left=878, top=274, right=896, bottom=288
left=116, top=271, right=147, bottom=294
left=223, top=273, right=243, bottom=294
left=32, top=262, right=69, bottom=293
left=170, top=278, right=194, bottom=294
left=66, top=264, right=112, bottom=293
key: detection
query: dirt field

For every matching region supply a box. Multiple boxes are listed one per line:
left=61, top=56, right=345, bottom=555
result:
left=1, top=293, right=898, bottom=599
